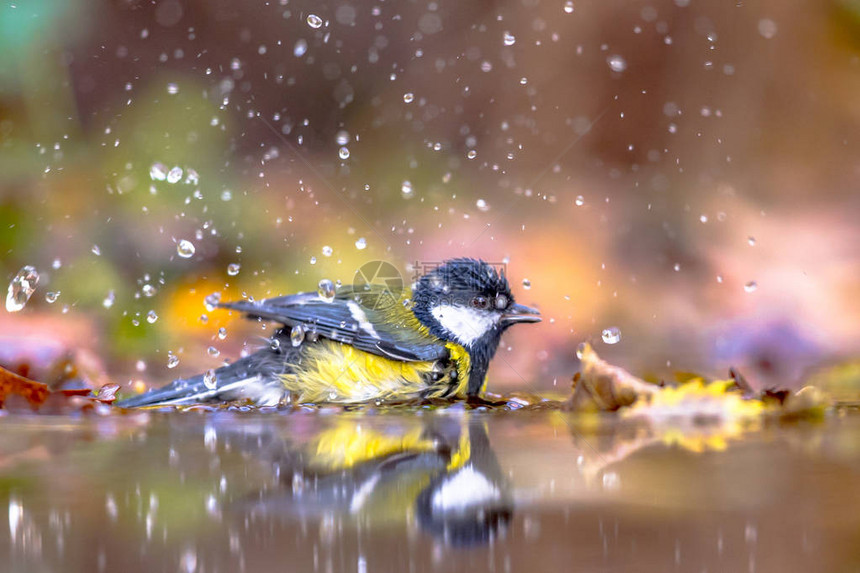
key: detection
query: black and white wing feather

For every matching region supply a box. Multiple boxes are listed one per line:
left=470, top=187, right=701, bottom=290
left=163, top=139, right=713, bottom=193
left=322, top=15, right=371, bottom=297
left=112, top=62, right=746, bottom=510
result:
left=219, top=288, right=448, bottom=363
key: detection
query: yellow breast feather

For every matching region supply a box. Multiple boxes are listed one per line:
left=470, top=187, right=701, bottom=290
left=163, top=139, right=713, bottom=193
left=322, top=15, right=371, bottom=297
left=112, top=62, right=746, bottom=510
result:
left=279, top=340, right=437, bottom=402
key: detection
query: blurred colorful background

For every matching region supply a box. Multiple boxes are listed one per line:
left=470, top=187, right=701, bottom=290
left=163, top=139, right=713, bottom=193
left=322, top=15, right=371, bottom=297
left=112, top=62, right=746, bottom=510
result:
left=1, top=0, right=858, bottom=394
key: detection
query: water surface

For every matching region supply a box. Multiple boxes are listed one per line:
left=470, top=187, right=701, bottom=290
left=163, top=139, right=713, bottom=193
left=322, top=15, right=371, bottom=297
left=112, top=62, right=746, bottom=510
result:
left=1, top=410, right=858, bottom=572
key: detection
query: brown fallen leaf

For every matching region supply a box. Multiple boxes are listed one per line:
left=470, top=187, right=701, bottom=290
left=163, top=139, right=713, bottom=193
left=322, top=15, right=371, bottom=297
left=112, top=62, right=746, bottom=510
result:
left=564, top=342, right=659, bottom=411
left=0, top=365, right=51, bottom=407
left=0, top=365, right=119, bottom=412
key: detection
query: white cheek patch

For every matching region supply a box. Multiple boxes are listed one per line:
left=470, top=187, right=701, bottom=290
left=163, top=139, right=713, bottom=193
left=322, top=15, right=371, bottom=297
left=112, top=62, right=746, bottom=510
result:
left=430, top=304, right=500, bottom=346
left=431, top=466, right=501, bottom=512
left=347, top=301, right=381, bottom=339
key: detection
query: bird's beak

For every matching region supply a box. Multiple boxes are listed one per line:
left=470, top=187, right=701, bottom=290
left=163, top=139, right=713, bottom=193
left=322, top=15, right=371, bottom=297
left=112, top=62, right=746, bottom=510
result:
left=501, top=303, right=541, bottom=325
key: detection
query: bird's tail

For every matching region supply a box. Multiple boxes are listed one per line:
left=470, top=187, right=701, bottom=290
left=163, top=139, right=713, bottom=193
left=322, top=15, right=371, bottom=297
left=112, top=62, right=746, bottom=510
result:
left=116, top=350, right=290, bottom=408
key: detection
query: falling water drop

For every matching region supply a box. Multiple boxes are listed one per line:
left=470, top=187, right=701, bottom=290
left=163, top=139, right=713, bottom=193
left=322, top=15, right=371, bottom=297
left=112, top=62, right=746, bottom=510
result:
left=291, top=324, right=306, bottom=347
left=744, top=281, right=758, bottom=293
left=607, top=55, right=627, bottom=73
left=177, top=240, right=195, bottom=258
left=204, top=292, right=221, bottom=312
left=602, top=327, right=622, bottom=344
left=146, top=310, right=158, bottom=324
left=5, top=266, right=39, bottom=312
left=318, top=279, right=336, bottom=302
left=150, top=163, right=168, bottom=181
left=167, top=353, right=180, bottom=369
left=227, top=263, right=241, bottom=276
left=522, top=278, right=531, bottom=290
left=167, top=166, right=183, bottom=184
left=355, top=237, right=367, bottom=250
left=307, top=14, right=323, bottom=28
left=203, top=369, right=218, bottom=390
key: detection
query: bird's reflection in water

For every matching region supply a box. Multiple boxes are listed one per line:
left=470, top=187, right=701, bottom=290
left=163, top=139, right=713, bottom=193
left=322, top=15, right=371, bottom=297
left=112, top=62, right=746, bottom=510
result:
left=227, top=415, right=512, bottom=548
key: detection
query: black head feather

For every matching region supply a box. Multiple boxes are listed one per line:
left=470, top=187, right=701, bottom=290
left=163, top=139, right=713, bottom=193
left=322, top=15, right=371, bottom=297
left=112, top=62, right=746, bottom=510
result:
left=411, top=259, right=516, bottom=395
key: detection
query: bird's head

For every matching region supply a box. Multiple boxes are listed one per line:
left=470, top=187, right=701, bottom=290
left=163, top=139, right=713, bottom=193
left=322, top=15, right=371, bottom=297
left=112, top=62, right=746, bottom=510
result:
left=411, top=258, right=540, bottom=365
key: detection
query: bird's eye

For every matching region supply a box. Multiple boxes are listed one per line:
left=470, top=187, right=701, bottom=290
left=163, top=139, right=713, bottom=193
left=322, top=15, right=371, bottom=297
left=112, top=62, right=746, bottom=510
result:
left=471, top=296, right=489, bottom=310
left=494, top=294, right=508, bottom=310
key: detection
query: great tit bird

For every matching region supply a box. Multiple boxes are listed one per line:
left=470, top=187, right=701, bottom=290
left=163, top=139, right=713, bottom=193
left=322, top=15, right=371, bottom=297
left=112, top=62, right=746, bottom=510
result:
left=118, top=258, right=540, bottom=407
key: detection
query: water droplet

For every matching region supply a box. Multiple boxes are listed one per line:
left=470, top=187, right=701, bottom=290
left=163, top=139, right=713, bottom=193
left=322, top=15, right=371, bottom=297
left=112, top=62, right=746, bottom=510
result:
left=403, top=92, right=414, bottom=103
left=355, top=237, right=367, bottom=250
left=321, top=245, right=333, bottom=257
left=503, top=31, right=516, bottom=46
left=103, top=290, right=116, bottom=308
left=167, top=353, right=180, bottom=369
left=291, top=324, right=306, bottom=347
left=52, top=258, right=62, bottom=270
left=602, top=327, right=622, bottom=344
left=204, top=292, right=221, bottom=312
left=466, top=149, right=477, bottom=159
left=45, top=291, right=60, bottom=304
left=220, top=190, right=232, bottom=201
left=293, top=39, right=308, bottom=57
left=307, top=13, right=323, bottom=28
left=217, top=327, right=227, bottom=340
left=747, top=236, right=756, bottom=246
left=673, top=263, right=681, bottom=272
left=401, top=180, right=414, bottom=199
left=6, top=266, right=39, bottom=312
left=318, top=279, right=336, bottom=302
left=522, top=278, right=531, bottom=290
left=338, top=146, right=350, bottom=159
left=203, top=369, right=218, bottom=390
left=91, top=244, right=101, bottom=256
left=146, top=310, right=158, bottom=324
left=607, top=55, right=627, bottom=73
left=185, top=169, right=199, bottom=185
left=744, top=281, right=758, bottom=293
left=309, top=256, right=317, bottom=265
left=335, top=130, right=350, bottom=145
left=142, top=284, right=157, bottom=297
left=602, top=471, right=621, bottom=490
left=758, top=18, right=777, bottom=39
left=476, top=198, right=489, bottom=212
left=167, top=166, right=183, bottom=184
left=150, top=162, right=168, bottom=181
left=575, top=342, right=587, bottom=360
left=207, top=346, right=220, bottom=357
left=563, top=1, right=575, bottom=13
left=166, top=83, right=179, bottom=95
left=177, top=239, right=195, bottom=258
left=227, top=263, right=241, bottom=276
left=575, top=195, right=585, bottom=206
